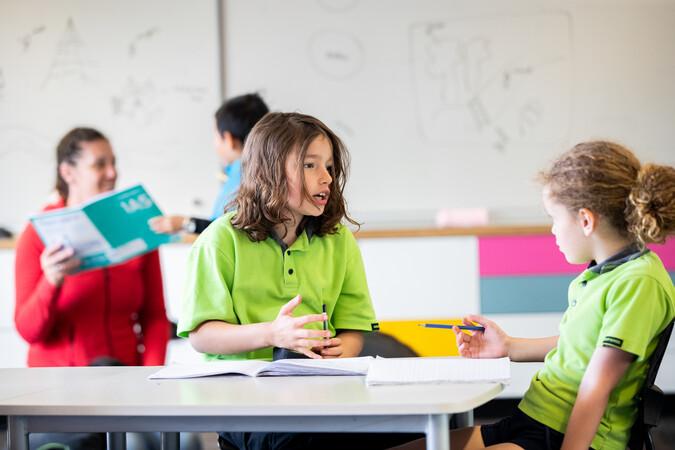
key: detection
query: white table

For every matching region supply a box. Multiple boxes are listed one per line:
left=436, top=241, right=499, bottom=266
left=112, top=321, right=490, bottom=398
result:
left=0, top=366, right=503, bottom=450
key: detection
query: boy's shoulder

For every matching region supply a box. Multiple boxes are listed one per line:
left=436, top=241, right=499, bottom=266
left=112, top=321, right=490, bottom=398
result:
left=194, top=211, right=242, bottom=247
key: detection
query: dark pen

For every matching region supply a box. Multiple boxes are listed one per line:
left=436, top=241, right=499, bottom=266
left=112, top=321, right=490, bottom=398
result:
left=322, top=304, right=328, bottom=339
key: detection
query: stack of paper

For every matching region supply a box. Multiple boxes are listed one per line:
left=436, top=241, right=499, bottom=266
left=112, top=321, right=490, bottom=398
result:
left=365, top=356, right=510, bottom=386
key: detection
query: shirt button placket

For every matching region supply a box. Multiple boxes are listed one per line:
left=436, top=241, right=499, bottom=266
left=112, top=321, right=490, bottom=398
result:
left=284, top=251, right=297, bottom=287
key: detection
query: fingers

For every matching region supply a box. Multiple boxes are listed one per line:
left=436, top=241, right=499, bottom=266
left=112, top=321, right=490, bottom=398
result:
left=147, top=216, right=162, bottom=231
left=278, top=295, right=302, bottom=316
left=318, top=338, right=343, bottom=358
left=296, top=312, right=330, bottom=328
left=466, top=314, right=487, bottom=327
left=297, top=347, right=323, bottom=360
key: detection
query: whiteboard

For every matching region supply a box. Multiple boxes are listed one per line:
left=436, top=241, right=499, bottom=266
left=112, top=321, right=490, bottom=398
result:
left=223, top=0, right=675, bottom=226
left=0, top=0, right=221, bottom=232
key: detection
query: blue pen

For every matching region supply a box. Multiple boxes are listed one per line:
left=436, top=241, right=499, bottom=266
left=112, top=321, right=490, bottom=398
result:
left=418, top=323, right=485, bottom=331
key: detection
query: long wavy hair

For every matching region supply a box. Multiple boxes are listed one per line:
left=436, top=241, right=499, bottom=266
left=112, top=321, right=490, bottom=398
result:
left=228, top=112, right=358, bottom=241
left=539, top=141, right=675, bottom=247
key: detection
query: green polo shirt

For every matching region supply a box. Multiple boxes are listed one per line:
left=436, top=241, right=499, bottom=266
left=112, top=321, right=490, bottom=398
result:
left=518, top=248, right=675, bottom=449
left=177, top=211, right=378, bottom=361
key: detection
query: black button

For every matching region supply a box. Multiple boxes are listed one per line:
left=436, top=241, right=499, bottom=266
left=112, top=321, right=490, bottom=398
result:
left=287, top=251, right=291, bottom=255
left=581, top=280, right=587, bottom=287
left=288, top=269, right=293, bottom=275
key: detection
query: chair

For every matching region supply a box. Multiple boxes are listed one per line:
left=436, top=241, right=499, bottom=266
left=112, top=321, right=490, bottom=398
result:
left=627, top=319, right=674, bottom=450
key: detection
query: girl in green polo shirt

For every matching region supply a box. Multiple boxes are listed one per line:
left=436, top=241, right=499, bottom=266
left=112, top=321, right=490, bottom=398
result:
left=392, top=141, right=675, bottom=450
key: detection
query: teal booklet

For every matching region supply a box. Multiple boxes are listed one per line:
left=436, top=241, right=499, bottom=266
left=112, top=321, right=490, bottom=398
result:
left=30, top=184, right=179, bottom=271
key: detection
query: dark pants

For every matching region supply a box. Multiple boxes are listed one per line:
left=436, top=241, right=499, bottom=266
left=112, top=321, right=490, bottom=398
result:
left=219, top=431, right=424, bottom=450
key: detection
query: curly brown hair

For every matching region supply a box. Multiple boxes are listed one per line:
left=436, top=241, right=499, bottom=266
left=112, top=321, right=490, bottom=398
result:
left=539, top=141, right=675, bottom=247
left=228, top=112, right=358, bottom=241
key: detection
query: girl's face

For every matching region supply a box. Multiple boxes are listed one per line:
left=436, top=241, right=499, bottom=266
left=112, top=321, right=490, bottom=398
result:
left=285, top=135, right=333, bottom=226
left=62, top=139, right=117, bottom=205
left=542, top=187, right=591, bottom=264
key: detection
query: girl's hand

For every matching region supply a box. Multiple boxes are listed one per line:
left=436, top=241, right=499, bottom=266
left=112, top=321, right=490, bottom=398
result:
left=453, top=314, right=509, bottom=359
left=148, top=215, right=184, bottom=234
left=40, top=243, right=78, bottom=287
left=270, top=295, right=331, bottom=359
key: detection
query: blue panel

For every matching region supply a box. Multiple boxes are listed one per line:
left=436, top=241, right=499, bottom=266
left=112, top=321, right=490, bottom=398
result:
left=481, top=275, right=574, bottom=314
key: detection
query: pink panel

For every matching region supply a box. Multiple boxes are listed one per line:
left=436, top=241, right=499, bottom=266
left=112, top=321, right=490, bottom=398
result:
left=648, top=239, right=675, bottom=270
left=479, top=235, right=584, bottom=277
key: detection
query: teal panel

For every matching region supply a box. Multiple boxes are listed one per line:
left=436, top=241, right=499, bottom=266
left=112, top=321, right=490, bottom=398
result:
left=481, top=275, right=574, bottom=314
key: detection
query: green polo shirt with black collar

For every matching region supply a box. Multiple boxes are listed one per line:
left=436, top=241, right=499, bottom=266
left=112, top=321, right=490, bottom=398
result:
left=518, top=245, right=675, bottom=449
left=177, top=211, right=379, bottom=362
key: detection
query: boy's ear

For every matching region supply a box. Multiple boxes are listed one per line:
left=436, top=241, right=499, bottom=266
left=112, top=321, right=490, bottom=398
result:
left=223, top=132, right=243, bottom=151
left=578, top=208, right=596, bottom=236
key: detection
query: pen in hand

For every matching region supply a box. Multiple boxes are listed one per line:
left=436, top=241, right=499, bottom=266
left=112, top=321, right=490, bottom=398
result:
left=418, top=323, right=485, bottom=331
left=322, top=304, right=328, bottom=339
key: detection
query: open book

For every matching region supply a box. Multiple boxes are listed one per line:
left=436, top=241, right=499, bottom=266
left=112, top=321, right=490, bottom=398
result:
left=148, top=356, right=374, bottom=380
left=365, top=356, right=511, bottom=386
left=30, top=184, right=179, bottom=271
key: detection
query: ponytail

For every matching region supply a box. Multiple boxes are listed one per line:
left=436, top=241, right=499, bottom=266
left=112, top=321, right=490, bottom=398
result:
left=626, top=163, right=675, bottom=246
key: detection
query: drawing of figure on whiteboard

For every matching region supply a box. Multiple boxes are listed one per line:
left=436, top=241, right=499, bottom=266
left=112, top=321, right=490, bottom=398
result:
left=411, top=13, right=572, bottom=151
left=111, top=77, right=162, bottom=126
left=42, top=18, right=96, bottom=89
left=18, top=25, right=46, bottom=53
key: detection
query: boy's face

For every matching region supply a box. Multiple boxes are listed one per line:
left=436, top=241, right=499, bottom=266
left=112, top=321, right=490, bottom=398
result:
left=213, top=123, right=242, bottom=167
left=542, top=187, right=591, bottom=264
left=285, top=135, right=333, bottom=226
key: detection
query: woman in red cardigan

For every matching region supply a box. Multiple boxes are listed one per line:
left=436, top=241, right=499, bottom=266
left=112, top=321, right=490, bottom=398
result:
left=14, top=127, right=171, bottom=450
left=14, top=127, right=169, bottom=368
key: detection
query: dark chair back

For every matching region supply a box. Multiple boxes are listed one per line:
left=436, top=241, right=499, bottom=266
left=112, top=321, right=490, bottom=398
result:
left=628, top=319, right=674, bottom=450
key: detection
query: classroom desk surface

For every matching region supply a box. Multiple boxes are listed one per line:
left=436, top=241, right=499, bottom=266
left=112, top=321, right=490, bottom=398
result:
left=1, top=366, right=504, bottom=450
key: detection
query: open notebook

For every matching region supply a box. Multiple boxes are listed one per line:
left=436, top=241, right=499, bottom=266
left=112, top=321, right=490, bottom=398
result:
left=148, top=356, right=373, bottom=379
left=365, top=356, right=511, bottom=386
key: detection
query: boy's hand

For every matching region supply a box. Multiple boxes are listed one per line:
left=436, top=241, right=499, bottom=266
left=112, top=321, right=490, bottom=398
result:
left=148, top=215, right=184, bottom=234
left=271, top=295, right=331, bottom=359
left=313, top=337, right=342, bottom=358
left=453, top=314, right=508, bottom=359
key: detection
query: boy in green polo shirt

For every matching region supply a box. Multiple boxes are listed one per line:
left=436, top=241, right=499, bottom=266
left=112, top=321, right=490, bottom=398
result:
left=392, top=141, right=675, bottom=450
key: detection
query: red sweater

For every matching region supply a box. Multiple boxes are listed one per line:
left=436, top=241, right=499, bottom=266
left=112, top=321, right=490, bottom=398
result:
left=14, top=199, right=169, bottom=367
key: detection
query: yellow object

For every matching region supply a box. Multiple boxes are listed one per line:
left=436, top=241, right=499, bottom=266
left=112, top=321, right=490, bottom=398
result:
left=379, top=319, right=470, bottom=357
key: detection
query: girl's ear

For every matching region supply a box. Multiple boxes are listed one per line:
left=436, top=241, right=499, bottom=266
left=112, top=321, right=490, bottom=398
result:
left=578, top=208, right=596, bottom=236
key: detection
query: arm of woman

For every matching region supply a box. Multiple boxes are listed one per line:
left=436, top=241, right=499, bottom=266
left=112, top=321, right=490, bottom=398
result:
left=138, top=249, right=169, bottom=365
left=14, top=224, right=66, bottom=343
left=561, top=346, right=634, bottom=449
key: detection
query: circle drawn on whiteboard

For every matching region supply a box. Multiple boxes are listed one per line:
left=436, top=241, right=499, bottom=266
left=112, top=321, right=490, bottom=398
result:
left=316, top=0, right=360, bottom=12
left=308, top=31, right=364, bottom=80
